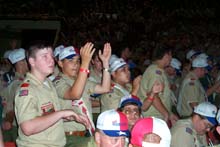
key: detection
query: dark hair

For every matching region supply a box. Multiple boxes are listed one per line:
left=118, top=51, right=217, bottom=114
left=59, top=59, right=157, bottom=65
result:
left=26, top=40, right=52, bottom=60
left=152, top=44, right=173, bottom=61
left=118, top=102, right=141, bottom=113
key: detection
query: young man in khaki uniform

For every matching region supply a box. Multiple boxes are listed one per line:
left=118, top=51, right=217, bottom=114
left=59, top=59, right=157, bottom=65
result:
left=100, top=55, right=141, bottom=112
left=54, top=43, right=111, bottom=147
left=137, top=45, right=178, bottom=126
left=1, top=48, right=28, bottom=142
left=15, top=41, right=90, bottom=147
left=177, top=57, right=214, bottom=117
left=171, top=102, right=217, bottom=147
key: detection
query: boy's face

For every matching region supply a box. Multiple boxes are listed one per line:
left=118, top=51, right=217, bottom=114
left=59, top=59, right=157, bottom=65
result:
left=122, top=104, right=140, bottom=128
left=59, top=56, right=80, bottom=77
left=112, top=65, right=130, bottom=84
left=29, top=47, right=54, bottom=77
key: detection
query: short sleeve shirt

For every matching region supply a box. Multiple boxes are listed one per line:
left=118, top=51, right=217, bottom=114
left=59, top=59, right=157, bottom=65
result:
left=15, top=73, right=65, bottom=147
left=177, top=72, right=206, bottom=117
left=53, top=73, right=96, bottom=132
left=171, top=118, right=207, bottom=147
left=137, top=64, right=172, bottom=119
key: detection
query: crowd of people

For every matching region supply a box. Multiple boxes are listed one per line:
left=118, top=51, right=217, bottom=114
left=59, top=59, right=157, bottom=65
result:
left=0, top=40, right=220, bottom=147
left=1, top=1, right=220, bottom=147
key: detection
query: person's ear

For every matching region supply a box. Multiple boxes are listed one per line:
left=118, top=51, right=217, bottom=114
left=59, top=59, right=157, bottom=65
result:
left=58, top=60, right=63, bottom=68
left=29, top=57, right=35, bottom=67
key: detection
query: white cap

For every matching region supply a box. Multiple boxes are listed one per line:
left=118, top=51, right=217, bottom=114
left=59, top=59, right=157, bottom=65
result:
left=186, top=49, right=200, bottom=60
left=59, top=46, right=78, bottom=60
left=194, top=102, right=217, bottom=125
left=109, top=55, right=127, bottom=73
left=197, top=53, right=208, bottom=59
left=3, top=50, right=13, bottom=59
left=109, top=54, right=119, bottom=65
left=217, top=110, right=220, bottom=124
left=54, top=45, right=64, bottom=57
left=8, top=48, right=26, bottom=64
left=192, top=57, right=208, bottom=68
left=170, top=58, right=181, bottom=70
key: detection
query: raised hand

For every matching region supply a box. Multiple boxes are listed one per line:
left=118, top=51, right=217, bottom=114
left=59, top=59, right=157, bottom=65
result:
left=99, top=43, right=111, bottom=67
left=80, top=42, right=95, bottom=67
left=151, top=80, right=164, bottom=94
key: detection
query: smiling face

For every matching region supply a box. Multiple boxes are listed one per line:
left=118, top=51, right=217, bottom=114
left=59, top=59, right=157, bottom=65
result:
left=58, top=55, right=80, bottom=78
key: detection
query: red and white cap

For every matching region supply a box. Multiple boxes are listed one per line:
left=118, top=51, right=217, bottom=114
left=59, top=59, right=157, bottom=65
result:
left=130, top=117, right=171, bottom=147
left=96, top=109, right=129, bottom=137
left=59, top=46, right=79, bottom=60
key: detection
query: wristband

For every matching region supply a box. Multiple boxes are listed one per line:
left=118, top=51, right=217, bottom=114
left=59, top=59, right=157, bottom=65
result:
left=147, top=97, right=154, bottom=101
left=103, top=68, right=110, bottom=73
left=79, top=68, right=90, bottom=74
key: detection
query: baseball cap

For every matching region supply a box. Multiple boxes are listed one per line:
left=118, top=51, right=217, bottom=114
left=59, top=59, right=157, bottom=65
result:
left=3, top=50, right=13, bottom=59
left=109, top=55, right=127, bottom=73
left=54, top=45, right=64, bottom=57
left=186, top=49, right=200, bottom=60
left=130, top=117, right=171, bottom=147
left=96, top=109, right=129, bottom=137
left=170, top=58, right=181, bottom=70
left=192, top=57, right=208, bottom=68
left=8, top=48, right=26, bottom=64
left=59, top=46, right=79, bottom=60
left=197, top=53, right=209, bottom=59
left=119, top=95, right=142, bottom=108
left=194, top=102, right=217, bottom=125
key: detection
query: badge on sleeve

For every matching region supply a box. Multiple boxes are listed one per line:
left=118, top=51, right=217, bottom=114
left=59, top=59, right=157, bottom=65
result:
left=19, top=90, right=29, bottom=96
left=185, top=127, right=192, bottom=135
left=156, top=70, right=162, bottom=75
left=21, top=83, right=29, bottom=88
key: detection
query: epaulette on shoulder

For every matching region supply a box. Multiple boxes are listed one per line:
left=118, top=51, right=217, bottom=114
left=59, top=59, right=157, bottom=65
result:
left=53, top=76, right=61, bottom=82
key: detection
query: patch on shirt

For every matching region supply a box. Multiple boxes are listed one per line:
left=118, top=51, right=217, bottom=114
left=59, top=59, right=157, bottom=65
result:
left=21, top=83, right=29, bottom=88
left=189, top=82, right=194, bottom=86
left=156, top=70, right=162, bottom=75
left=41, top=102, right=55, bottom=115
left=19, top=90, right=29, bottom=96
left=185, top=127, right=192, bottom=135
left=52, top=76, right=61, bottom=84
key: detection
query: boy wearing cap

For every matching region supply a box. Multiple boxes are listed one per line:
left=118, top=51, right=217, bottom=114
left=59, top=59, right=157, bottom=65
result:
left=117, top=95, right=142, bottom=130
left=53, top=43, right=111, bottom=147
left=1, top=48, right=28, bottom=142
left=129, top=117, right=171, bottom=147
left=137, top=45, right=178, bottom=125
left=171, top=102, right=217, bottom=147
left=100, top=55, right=141, bottom=112
left=15, top=41, right=90, bottom=147
left=88, top=109, right=129, bottom=147
left=177, top=56, right=219, bottom=117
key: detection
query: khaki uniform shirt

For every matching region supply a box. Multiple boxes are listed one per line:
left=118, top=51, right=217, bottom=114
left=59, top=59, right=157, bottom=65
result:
left=177, top=72, right=206, bottom=117
left=171, top=118, right=207, bottom=147
left=15, top=73, right=65, bottom=147
left=137, top=64, right=173, bottom=120
left=53, top=73, right=96, bottom=132
left=100, top=82, right=132, bottom=112
left=88, top=67, right=102, bottom=114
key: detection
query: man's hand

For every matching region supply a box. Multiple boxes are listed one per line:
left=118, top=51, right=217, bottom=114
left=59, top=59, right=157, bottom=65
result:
left=99, top=43, right=111, bottom=68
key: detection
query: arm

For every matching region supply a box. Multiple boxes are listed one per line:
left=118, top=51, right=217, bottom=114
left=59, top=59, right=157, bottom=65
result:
left=206, top=82, right=220, bottom=97
left=20, top=110, right=90, bottom=136
left=0, top=128, right=4, bottom=147
left=94, top=43, right=111, bottom=94
left=64, top=42, right=95, bottom=99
